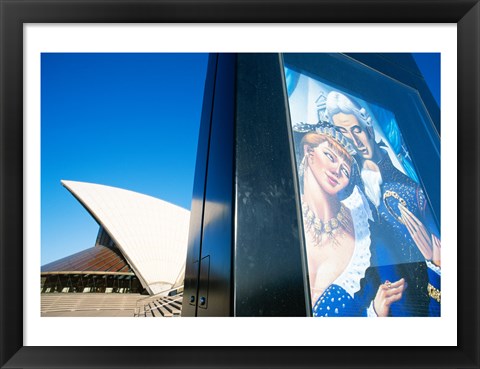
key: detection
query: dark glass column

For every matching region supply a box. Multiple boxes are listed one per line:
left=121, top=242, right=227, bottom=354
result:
left=183, top=53, right=309, bottom=317
left=182, top=54, right=237, bottom=317
left=233, top=54, right=309, bottom=316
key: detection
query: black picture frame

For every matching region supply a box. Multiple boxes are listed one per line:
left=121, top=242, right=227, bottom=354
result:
left=1, top=1, right=478, bottom=368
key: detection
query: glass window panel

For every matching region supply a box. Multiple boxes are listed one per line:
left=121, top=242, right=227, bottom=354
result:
left=282, top=53, right=441, bottom=318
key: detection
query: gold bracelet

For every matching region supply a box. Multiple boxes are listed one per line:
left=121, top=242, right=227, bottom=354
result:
left=382, top=190, right=407, bottom=224
left=427, top=283, right=441, bottom=303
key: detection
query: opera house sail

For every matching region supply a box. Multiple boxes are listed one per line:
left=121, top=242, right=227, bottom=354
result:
left=41, top=180, right=190, bottom=297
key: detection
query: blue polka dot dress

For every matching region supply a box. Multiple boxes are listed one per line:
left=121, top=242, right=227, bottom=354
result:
left=311, top=186, right=372, bottom=317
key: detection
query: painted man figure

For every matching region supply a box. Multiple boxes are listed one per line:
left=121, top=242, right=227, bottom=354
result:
left=326, top=91, right=441, bottom=317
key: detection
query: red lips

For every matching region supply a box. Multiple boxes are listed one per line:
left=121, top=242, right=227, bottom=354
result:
left=326, top=173, right=339, bottom=186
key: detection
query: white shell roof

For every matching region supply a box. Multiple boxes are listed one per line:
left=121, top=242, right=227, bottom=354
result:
left=61, top=180, right=190, bottom=295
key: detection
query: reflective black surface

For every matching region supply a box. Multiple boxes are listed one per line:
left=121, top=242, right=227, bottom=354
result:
left=182, top=54, right=236, bottom=316
left=196, top=54, right=236, bottom=316
left=182, top=55, right=218, bottom=316
left=234, top=54, right=309, bottom=316
left=184, top=53, right=308, bottom=316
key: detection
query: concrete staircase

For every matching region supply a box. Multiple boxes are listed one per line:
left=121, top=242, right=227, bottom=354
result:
left=41, top=291, right=184, bottom=317
left=135, top=292, right=183, bottom=318
left=41, top=293, right=142, bottom=315
left=141, top=295, right=183, bottom=317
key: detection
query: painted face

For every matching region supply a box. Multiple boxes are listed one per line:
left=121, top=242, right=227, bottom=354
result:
left=308, top=141, right=351, bottom=196
left=332, top=113, right=375, bottom=160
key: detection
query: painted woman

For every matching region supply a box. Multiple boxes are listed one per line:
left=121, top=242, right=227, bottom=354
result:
left=297, top=124, right=405, bottom=317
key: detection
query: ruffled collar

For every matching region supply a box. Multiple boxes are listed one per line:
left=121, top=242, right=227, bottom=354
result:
left=331, top=186, right=373, bottom=297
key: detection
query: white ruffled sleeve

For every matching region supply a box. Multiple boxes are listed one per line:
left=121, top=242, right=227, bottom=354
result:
left=334, top=186, right=373, bottom=297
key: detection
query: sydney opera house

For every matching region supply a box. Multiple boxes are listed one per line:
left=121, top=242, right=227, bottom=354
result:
left=41, top=180, right=189, bottom=316
left=40, top=54, right=442, bottom=319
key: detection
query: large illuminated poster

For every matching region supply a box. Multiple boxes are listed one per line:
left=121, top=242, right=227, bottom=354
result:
left=285, top=65, right=441, bottom=317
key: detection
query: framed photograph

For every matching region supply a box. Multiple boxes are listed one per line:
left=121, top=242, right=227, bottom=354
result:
left=1, top=1, right=479, bottom=369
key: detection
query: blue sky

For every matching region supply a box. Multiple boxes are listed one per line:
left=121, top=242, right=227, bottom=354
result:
left=41, top=53, right=209, bottom=264
left=412, top=53, right=440, bottom=106
left=41, top=52, right=439, bottom=266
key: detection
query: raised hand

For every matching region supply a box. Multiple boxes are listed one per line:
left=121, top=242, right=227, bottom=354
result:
left=431, top=234, right=441, bottom=267
left=398, top=203, right=433, bottom=260
left=374, top=278, right=405, bottom=317
left=373, top=278, right=406, bottom=318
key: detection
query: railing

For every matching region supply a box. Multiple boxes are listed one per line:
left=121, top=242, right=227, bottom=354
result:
left=134, top=286, right=184, bottom=317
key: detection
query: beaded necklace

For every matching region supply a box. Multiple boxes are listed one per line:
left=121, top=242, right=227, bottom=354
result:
left=302, top=201, right=352, bottom=247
